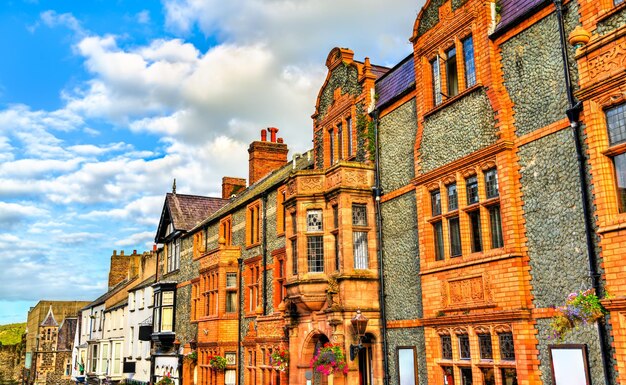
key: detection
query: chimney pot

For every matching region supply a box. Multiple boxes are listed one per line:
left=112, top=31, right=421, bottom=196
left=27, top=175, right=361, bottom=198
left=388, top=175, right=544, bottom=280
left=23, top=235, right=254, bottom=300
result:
left=261, top=129, right=267, bottom=141
left=133, top=249, right=137, bottom=254
left=277, top=137, right=284, bottom=144
left=153, top=244, right=157, bottom=252
left=268, top=127, right=279, bottom=142
left=120, top=250, right=124, bottom=256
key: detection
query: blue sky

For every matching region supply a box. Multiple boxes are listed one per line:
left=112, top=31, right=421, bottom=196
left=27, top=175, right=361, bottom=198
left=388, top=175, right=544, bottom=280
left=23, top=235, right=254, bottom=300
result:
left=0, top=0, right=421, bottom=324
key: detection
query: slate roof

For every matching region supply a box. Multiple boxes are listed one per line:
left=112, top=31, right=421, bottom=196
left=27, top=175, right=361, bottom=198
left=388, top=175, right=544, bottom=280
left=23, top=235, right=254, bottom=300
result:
left=375, top=54, right=415, bottom=109
left=128, top=274, right=156, bottom=292
left=352, top=60, right=390, bottom=79
left=156, top=193, right=229, bottom=242
left=492, top=0, right=550, bottom=37
left=40, top=306, right=58, bottom=327
left=57, top=317, right=77, bottom=350
left=192, top=150, right=315, bottom=232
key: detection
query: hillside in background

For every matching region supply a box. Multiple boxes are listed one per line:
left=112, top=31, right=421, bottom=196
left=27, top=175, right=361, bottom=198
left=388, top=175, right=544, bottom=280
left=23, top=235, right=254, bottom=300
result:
left=0, top=323, right=25, bottom=346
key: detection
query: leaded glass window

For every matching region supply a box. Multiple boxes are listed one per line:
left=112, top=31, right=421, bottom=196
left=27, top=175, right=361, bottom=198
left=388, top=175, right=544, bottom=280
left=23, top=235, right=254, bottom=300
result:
left=352, top=204, right=368, bottom=226
left=226, top=273, right=237, bottom=288
left=607, top=103, right=626, bottom=145
left=478, top=334, right=493, bottom=359
left=307, top=236, right=324, bottom=272
left=459, top=335, right=471, bottom=359
left=334, top=235, right=340, bottom=271
left=615, top=153, right=626, bottom=213
left=498, top=332, right=515, bottom=361
left=463, top=35, right=476, bottom=88
left=432, top=56, right=442, bottom=106
left=449, top=217, right=462, bottom=257
left=441, top=335, right=452, bottom=359
left=481, top=368, right=495, bottom=385
left=501, top=368, right=518, bottom=385
left=446, top=46, right=458, bottom=97
left=469, top=210, right=482, bottom=253
left=329, top=129, right=335, bottom=164
left=347, top=117, right=354, bottom=156
left=460, top=367, right=473, bottom=385
left=333, top=205, right=339, bottom=229
left=431, top=190, right=442, bottom=216
left=466, top=176, right=479, bottom=205
left=490, top=205, right=504, bottom=248
left=447, top=183, right=458, bottom=211
left=337, top=123, right=343, bottom=160
left=291, top=239, right=298, bottom=275
left=353, top=231, right=368, bottom=269
left=433, top=221, right=444, bottom=261
left=484, top=168, right=499, bottom=198
left=307, top=209, right=323, bottom=232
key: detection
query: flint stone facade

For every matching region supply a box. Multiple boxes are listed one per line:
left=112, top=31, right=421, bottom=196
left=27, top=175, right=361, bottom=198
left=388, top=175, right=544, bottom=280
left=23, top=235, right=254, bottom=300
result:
left=500, top=2, right=581, bottom=136
left=419, top=89, right=497, bottom=173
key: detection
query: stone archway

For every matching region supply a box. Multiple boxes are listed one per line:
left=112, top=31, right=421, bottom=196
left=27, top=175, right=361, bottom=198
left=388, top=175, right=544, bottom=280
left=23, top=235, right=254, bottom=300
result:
left=302, top=332, right=330, bottom=385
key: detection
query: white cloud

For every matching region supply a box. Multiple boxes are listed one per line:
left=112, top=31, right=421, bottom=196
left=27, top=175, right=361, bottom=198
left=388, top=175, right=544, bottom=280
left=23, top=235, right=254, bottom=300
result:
left=40, top=10, right=86, bottom=37
left=115, top=231, right=154, bottom=248
left=0, top=202, right=47, bottom=228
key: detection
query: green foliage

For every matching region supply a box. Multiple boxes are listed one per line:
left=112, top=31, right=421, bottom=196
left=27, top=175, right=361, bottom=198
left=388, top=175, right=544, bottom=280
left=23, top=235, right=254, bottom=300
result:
left=209, top=355, right=227, bottom=371
left=156, top=375, right=174, bottom=385
left=356, top=114, right=376, bottom=161
left=0, top=323, right=25, bottom=346
left=549, top=289, right=606, bottom=341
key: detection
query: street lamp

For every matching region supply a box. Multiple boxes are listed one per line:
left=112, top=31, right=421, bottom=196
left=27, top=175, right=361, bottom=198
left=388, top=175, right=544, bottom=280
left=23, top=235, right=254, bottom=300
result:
left=349, top=310, right=368, bottom=361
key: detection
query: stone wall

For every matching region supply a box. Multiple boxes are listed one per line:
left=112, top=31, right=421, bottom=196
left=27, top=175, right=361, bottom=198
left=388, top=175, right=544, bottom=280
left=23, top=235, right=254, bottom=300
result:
left=518, top=129, right=606, bottom=383
left=596, top=6, right=626, bottom=36
left=381, top=193, right=421, bottom=321
left=0, top=344, right=22, bottom=384
left=317, top=64, right=362, bottom=122
left=379, top=100, right=417, bottom=193
left=420, top=89, right=497, bottom=173
left=381, top=192, right=426, bottom=385
left=173, top=234, right=198, bottom=345
left=416, top=0, right=445, bottom=37
left=500, top=2, right=580, bottom=136
left=386, top=328, right=427, bottom=385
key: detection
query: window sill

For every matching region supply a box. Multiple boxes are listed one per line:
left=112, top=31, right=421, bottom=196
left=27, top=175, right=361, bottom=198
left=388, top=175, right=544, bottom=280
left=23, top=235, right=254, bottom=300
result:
left=422, top=250, right=519, bottom=275
left=481, top=197, right=500, bottom=207
left=598, top=1, right=626, bottom=23
left=427, top=215, right=443, bottom=223
left=602, top=141, right=626, bottom=157
left=246, top=242, right=261, bottom=250
left=443, top=210, right=459, bottom=219
left=424, top=84, right=483, bottom=119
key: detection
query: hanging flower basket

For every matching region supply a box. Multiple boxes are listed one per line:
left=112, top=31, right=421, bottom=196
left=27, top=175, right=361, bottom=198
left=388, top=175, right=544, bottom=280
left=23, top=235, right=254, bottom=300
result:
left=310, top=343, right=349, bottom=376
left=209, top=355, right=227, bottom=371
left=156, top=373, right=175, bottom=385
left=270, top=348, right=289, bottom=371
left=549, top=289, right=606, bottom=341
left=184, top=351, right=197, bottom=363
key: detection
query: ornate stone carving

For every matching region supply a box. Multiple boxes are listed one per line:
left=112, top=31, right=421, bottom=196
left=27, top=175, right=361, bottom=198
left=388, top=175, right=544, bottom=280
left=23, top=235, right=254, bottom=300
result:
left=436, top=327, right=451, bottom=336
left=588, top=41, right=626, bottom=80
left=493, top=324, right=512, bottom=334
left=447, top=276, right=486, bottom=307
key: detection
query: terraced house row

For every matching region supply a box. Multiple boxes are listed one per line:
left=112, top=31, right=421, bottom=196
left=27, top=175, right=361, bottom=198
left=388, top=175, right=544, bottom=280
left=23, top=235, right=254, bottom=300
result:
left=21, top=0, right=626, bottom=384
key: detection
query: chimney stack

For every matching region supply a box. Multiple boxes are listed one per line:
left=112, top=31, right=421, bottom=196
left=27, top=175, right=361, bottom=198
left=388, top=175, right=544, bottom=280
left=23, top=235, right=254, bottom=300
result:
left=248, top=127, right=288, bottom=185
left=222, top=177, right=247, bottom=199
